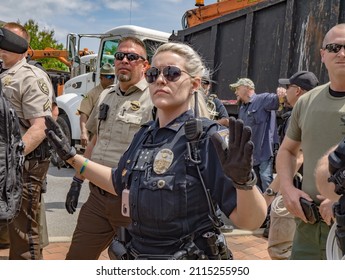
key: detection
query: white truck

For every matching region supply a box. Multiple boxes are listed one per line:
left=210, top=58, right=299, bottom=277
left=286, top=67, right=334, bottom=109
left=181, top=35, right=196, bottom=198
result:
left=53, top=25, right=170, bottom=166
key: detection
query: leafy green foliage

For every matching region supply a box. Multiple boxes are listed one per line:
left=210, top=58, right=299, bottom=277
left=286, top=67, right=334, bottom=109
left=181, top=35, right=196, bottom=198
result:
left=24, top=19, right=68, bottom=71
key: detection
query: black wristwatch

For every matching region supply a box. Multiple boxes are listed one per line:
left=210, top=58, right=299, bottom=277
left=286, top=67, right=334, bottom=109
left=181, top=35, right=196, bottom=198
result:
left=264, top=187, right=278, bottom=197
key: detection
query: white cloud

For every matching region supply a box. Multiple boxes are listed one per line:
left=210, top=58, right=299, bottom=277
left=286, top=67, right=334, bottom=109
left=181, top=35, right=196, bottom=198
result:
left=0, top=0, right=211, bottom=48
left=102, top=0, right=140, bottom=11
left=0, top=0, right=97, bottom=22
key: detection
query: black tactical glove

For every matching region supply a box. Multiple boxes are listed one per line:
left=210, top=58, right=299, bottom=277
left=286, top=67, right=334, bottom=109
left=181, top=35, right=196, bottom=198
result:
left=328, top=137, right=345, bottom=195
left=65, top=177, right=83, bottom=214
left=45, top=116, right=76, bottom=161
left=211, top=117, right=256, bottom=190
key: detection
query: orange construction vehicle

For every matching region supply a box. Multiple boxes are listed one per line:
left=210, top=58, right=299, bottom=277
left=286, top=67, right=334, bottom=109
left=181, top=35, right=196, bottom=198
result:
left=27, top=47, right=92, bottom=68
left=183, top=0, right=265, bottom=28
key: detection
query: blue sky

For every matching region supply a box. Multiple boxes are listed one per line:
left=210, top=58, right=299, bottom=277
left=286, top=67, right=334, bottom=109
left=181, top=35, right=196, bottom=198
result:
left=0, top=0, right=215, bottom=51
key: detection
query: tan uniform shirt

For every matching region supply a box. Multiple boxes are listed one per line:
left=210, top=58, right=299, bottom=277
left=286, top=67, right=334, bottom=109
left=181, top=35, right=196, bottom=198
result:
left=0, top=57, right=54, bottom=135
left=86, top=79, right=153, bottom=167
left=78, top=83, right=104, bottom=117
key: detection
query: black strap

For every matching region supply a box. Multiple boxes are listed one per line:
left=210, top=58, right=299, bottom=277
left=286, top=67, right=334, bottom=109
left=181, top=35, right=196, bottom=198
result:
left=185, top=118, right=224, bottom=229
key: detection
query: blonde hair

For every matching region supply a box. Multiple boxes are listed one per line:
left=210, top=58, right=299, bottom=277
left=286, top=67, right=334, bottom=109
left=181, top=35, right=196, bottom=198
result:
left=154, top=42, right=210, bottom=118
left=189, top=92, right=211, bottom=118
left=153, top=42, right=205, bottom=78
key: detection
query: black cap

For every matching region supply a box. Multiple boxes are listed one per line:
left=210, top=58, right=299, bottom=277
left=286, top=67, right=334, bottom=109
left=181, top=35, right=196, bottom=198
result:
left=278, top=71, right=319, bottom=91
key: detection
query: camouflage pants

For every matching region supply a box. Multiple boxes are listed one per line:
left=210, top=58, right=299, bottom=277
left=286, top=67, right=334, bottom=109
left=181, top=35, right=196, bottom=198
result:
left=8, top=158, right=50, bottom=260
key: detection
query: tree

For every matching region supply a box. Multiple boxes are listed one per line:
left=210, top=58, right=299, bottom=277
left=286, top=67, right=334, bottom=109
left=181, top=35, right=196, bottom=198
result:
left=24, top=19, right=68, bottom=71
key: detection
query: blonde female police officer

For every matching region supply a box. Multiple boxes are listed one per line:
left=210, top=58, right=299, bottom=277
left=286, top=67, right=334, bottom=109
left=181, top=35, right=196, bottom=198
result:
left=45, top=42, right=266, bottom=259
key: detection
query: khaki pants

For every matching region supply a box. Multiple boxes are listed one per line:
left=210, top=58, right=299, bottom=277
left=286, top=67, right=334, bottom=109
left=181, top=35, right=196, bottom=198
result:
left=267, top=195, right=296, bottom=260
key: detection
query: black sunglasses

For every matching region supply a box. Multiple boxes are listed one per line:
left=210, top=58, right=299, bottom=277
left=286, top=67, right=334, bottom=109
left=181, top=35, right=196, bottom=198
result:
left=102, top=75, right=115, bottom=79
left=145, top=66, right=191, bottom=84
left=114, top=52, right=145, bottom=61
left=286, top=84, right=299, bottom=90
left=324, top=43, right=345, bottom=53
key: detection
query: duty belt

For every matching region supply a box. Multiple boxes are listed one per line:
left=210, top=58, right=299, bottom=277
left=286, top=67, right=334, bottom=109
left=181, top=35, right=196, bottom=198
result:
left=109, top=230, right=233, bottom=260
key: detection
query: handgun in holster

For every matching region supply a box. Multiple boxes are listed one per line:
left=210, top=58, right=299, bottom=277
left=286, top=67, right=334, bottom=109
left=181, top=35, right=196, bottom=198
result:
left=107, top=227, right=131, bottom=260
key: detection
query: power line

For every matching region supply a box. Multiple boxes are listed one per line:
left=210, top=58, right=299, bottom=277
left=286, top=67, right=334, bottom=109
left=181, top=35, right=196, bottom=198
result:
left=129, top=0, right=132, bottom=24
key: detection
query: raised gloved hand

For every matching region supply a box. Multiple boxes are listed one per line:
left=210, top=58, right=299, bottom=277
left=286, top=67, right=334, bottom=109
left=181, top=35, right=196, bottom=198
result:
left=211, top=117, right=256, bottom=190
left=45, top=116, right=76, bottom=161
left=65, top=177, right=83, bottom=214
left=328, top=137, right=345, bottom=195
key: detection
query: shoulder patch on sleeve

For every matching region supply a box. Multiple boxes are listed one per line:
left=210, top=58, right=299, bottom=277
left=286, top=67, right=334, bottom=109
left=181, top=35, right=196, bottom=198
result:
left=37, top=78, right=49, bottom=95
left=215, top=128, right=229, bottom=145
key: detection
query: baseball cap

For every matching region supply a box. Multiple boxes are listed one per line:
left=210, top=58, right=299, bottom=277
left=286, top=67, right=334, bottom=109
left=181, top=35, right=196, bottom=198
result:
left=229, top=78, right=255, bottom=90
left=278, top=71, right=319, bottom=91
left=100, top=63, right=115, bottom=75
left=201, top=69, right=211, bottom=84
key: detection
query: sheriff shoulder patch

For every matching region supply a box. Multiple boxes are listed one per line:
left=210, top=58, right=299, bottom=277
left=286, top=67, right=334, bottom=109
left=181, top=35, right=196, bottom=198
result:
left=37, top=78, right=49, bottom=95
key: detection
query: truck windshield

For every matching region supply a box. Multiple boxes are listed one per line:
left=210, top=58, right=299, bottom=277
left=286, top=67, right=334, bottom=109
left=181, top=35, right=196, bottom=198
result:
left=100, top=39, right=117, bottom=67
left=100, top=38, right=166, bottom=68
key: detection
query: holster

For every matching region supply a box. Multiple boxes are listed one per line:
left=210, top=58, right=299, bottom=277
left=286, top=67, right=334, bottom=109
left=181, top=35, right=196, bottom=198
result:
left=108, top=239, right=131, bottom=260
left=26, top=139, right=51, bottom=160
left=333, top=197, right=345, bottom=255
left=108, top=227, right=132, bottom=260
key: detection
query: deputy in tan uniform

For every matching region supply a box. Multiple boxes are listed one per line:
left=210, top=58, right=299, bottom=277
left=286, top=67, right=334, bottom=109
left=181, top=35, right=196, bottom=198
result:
left=64, top=36, right=153, bottom=259
left=78, top=63, right=115, bottom=147
left=0, top=22, right=54, bottom=260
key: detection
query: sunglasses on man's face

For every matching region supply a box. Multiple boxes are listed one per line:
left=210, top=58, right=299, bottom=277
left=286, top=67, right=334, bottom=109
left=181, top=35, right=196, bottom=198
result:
left=114, top=52, right=145, bottom=61
left=145, top=66, right=191, bottom=84
left=324, top=43, right=345, bottom=53
left=102, top=75, right=115, bottom=80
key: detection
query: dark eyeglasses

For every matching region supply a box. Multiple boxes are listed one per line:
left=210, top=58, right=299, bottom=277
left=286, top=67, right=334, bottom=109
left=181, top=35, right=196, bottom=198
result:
left=102, top=75, right=115, bottom=80
left=114, top=52, right=146, bottom=61
left=324, top=43, right=345, bottom=53
left=201, top=80, right=210, bottom=85
left=145, top=66, right=191, bottom=83
left=286, top=84, right=299, bottom=89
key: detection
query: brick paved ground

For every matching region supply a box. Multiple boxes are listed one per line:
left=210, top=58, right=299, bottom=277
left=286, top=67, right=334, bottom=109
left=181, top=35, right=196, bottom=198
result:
left=0, top=230, right=270, bottom=260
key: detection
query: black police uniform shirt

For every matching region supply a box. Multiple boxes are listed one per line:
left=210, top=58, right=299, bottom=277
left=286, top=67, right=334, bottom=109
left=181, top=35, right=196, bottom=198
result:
left=111, top=110, right=237, bottom=255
